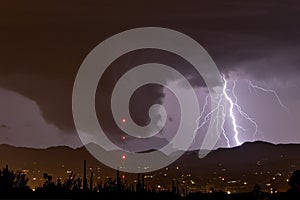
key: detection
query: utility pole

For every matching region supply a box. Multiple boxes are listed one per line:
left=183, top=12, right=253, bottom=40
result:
left=83, top=160, right=87, bottom=191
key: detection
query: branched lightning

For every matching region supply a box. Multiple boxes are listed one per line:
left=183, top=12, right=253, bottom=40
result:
left=196, top=75, right=288, bottom=147
left=248, top=81, right=289, bottom=111
left=232, top=81, right=258, bottom=139
left=222, top=77, right=242, bottom=146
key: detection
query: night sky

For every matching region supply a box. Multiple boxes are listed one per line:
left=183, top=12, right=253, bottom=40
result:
left=0, top=0, right=300, bottom=150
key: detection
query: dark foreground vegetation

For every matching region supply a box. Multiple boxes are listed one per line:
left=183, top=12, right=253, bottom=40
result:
left=0, top=164, right=299, bottom=200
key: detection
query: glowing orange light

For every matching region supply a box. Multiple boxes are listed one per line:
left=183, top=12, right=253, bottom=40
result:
left=122, top=175, right=125, bottom=179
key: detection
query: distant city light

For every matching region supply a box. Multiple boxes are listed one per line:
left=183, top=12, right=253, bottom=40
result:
left=227, top=180, right=237, bottom=183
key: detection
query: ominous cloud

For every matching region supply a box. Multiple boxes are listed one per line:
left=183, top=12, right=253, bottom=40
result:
left=0, top=0, right=300, bottom=148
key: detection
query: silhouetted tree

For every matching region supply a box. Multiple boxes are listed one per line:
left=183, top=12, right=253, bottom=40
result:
left=288, top=170, right=300, bottom=192
left=251, top=184, right=263, bottom=200
left=42, top=173, right=56, bottom=191
left=252, top=184, right=261, bottom=194
left=0, top=165, right=30, bottom=192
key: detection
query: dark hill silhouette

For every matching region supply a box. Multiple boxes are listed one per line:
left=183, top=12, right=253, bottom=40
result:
left=0, top=141, right=299, bottom=192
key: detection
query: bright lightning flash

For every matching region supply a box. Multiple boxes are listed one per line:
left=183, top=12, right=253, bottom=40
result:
left=196, top=75, right=287, bottom=147
left=222, top=77, right=243, bottom=146
left=248, top=81, right=289, bottom=111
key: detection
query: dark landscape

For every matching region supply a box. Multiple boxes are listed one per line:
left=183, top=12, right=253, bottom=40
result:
left=1, top=0, right=300, bottom=199
left=0, top=141, right=300, bottom=199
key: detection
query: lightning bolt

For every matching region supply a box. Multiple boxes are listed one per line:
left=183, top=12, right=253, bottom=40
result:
left=195, top=91, right=230, bottom=147
left=196, top=75, right=288, bottom=148
left=222, top=77, right=242, bottom=146
left=248, top=81, right=289, bottom=111
left=232, top=81, right=258, bottom=140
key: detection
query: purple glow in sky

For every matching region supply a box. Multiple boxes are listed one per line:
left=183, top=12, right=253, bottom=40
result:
left=0, top=0, right=300, bottom=150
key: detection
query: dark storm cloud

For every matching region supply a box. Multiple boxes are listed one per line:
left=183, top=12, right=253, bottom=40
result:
left=0, top=0, right=300, bottom=134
